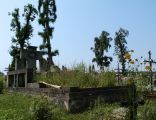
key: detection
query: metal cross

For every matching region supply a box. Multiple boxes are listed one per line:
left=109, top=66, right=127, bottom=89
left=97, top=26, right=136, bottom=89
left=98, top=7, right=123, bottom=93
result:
left=115, top=62, right=122, bottom=85
left=144, top=51, right=156, bottom=92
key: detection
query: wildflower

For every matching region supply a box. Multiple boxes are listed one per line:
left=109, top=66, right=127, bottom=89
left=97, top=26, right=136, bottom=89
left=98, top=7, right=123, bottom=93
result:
left=130, top=61, right=135, bottom=64
left=125, top=52, right=131, bottom=60
left=145, top=66, right=152, bottom=70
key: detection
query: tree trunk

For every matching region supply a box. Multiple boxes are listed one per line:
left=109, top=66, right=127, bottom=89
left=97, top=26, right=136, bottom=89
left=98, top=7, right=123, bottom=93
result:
left=118, top=39, right=126, bottom=75
left=45, top=0, right=54, bottom=69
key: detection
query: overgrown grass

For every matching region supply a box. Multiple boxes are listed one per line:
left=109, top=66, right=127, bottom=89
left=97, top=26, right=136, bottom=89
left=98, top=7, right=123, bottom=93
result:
left=0, top=74, right=4, bottom=93
left=1, top=67, right=155, bottom=119
left=0, top=87, right=156, bottom=119
left=138, top=100, right=156, bottom=120
left=0, top=92, right=34, bottom=120
left=36, top=71, right=116, bottom=88
left=31, top=95, right=122, bottom=120
left=0, top=92, right=121, bottom=120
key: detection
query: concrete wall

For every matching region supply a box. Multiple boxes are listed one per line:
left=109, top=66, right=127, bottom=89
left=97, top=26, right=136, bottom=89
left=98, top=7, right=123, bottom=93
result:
left=9, top=86, right=132, bottom=112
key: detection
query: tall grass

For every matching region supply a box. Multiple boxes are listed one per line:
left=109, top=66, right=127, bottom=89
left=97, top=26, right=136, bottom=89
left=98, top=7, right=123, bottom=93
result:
left=0, top=74, right=4, bottom=93
left=138, top=101, right=156, bottom=120
left=35, top=63, right=116, bottom=87
left=1, top=91, right=156, bottom=120
left=0, top=92, right=35, bottom=120
left=36, top=70, right=116, bottom=88
left=0, top=92, right=121, bottom=120
left=31, top=96, right=120, bottom=120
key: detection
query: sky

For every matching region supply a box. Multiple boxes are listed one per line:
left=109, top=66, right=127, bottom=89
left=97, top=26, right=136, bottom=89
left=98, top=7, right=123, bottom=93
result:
left=0, top=0, right=156, bottom=72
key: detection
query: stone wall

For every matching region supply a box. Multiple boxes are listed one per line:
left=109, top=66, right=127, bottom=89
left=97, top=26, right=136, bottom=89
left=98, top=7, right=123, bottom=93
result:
left=9, top=86, right=132, bottom=112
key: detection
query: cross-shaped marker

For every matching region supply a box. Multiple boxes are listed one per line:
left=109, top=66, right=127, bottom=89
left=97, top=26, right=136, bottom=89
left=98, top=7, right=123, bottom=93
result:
left=144, top=51, right=156, bottom=92
left=115, top=62, right=123, bottom=85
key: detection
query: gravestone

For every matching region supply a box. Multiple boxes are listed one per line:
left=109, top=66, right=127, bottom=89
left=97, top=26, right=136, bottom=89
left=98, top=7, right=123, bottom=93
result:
left=7, top=46, right=44, bottom=88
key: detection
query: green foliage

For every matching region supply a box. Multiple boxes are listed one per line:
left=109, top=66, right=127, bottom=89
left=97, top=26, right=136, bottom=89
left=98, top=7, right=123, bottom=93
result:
left=0, top=75, right=4, bottom=94
left=0, top=72, right=4, bottom=94
left=0, top=66, right=153, bottom=120
left=30, top=96, right=120, bottom=120
left=98, top=72, right=116, bottom=87
left=135, top=73, right=150, bottom=94
left=31, top=97, right=53, bottom=120
left=0, top=92, right=35, bottom=120
left=38, top=0, right=58, bottom=67
left=66, top=103, right=120, bottom=120
left=0, top=81, right=3, bottom=94
left=9, top=4, right=37, bottom=50
left=0, top=92, right=121, bottom=120
left=114, top=28, right=129, bottom=75
left=36, top=66, right=116, bottom=88
left=91, top=31, right=113, bottom=71
left=72, top=62, right=87, bottom=72
left=9, top=4, right=38, bottom=69
left=1, top=83, right=156, bottom=120
left=138, top=101, right=156, bottom=120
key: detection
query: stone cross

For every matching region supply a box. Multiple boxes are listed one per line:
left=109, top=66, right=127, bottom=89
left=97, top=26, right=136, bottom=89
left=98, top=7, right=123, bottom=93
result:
left=144, top=50, right=156, bottom=92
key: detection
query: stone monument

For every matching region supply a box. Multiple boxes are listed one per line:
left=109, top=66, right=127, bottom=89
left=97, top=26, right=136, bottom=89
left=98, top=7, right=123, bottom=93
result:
left=7, top=46, right=44, bottom=88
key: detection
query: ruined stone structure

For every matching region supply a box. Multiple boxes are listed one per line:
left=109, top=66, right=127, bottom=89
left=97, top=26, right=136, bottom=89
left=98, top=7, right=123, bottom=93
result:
left=7, top=46, right=45, bottom=88
left=10, top=86, right=132, bottom=112
left=6, top=46, right=137, bottom=113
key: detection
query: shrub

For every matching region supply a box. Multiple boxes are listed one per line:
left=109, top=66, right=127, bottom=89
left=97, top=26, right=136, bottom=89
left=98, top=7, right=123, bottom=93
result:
left=0, top=80, right=4, bottom=94
left=31, top=97, right=53, bottom=120
left=138, top=101, right=156, bottom=120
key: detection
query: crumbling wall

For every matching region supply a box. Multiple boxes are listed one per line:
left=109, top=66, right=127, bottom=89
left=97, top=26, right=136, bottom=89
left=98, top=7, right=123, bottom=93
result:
left=9, top=86, right=131, bottom=112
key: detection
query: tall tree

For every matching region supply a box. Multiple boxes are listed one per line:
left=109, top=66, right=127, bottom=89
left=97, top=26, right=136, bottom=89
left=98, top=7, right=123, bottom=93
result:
left=91, top=31, right=113, bottom=71
left=114, top=28, right=129, bottom=75
left=38, top=0, right=58, bottom=69
left=9, top=4, right=38, bottom=69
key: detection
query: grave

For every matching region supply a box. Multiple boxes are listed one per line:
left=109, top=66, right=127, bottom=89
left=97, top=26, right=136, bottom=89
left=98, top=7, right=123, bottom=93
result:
left=11, top=85, right=134, bottom=113
left=7, top=46, right=45, bottom=88
left=6, top=46, right=142, bottom=113
left=144, top=51, right=156, bottom=92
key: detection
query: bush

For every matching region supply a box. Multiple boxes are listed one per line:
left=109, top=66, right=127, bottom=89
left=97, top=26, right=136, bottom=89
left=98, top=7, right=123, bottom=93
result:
left=0, top=80, right=4, bottom=94
left=31, top=97, right=53, bottom=120
left=138, top=101, right=156, bottom=120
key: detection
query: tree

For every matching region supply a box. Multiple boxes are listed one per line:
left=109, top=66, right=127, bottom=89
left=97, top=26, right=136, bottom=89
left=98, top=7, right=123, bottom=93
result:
left=38, top=0, right=58, bottom=69
left=9, top=4, right=38, bottom=69
left=114, top=28, right=129, bottom=75
left=91, top=31, right=113, bottom=71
